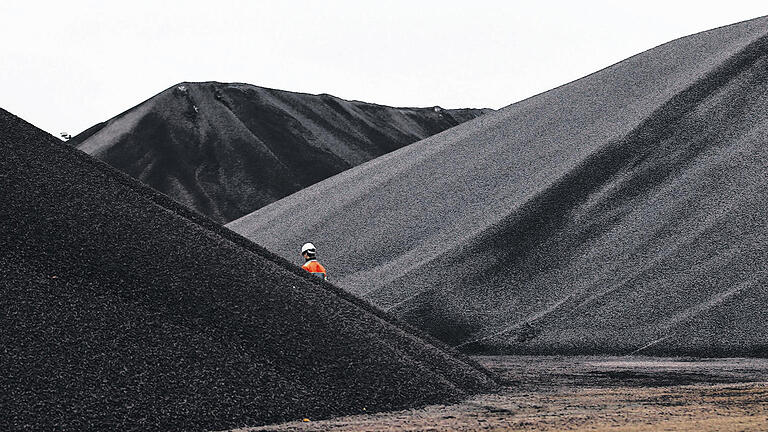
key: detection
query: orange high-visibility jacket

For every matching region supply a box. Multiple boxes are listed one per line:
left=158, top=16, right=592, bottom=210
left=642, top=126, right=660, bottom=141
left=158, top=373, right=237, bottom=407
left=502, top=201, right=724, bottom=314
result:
left=302, top=259, right=327, bottom=280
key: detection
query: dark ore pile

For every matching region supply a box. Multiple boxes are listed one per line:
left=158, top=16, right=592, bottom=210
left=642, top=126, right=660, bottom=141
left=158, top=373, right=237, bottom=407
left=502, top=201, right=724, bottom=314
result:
left=70, top=82, right=492, bottom=223
left=230, top=17, right=768, bottom=356
left=0, top=108, right=496, bottom=431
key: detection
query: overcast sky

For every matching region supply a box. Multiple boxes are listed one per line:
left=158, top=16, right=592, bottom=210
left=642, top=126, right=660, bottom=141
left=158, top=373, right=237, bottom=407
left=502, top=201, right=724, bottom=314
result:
left=1, top=0, right=766, bottom=137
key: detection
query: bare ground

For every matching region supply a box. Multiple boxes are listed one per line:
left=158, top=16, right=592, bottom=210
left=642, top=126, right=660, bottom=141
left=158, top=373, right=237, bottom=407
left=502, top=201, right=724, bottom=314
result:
left=230, top=356, right=768, bottom=431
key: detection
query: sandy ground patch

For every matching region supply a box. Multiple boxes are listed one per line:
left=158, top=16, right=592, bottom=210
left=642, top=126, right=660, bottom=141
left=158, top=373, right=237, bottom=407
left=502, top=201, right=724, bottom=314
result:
left=230, top=356, right=768, bottom=431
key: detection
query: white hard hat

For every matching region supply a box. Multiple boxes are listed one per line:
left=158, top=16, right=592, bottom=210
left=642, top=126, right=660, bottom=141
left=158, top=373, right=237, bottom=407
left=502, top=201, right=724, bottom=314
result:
left=301, top=242, right=316, bottom=254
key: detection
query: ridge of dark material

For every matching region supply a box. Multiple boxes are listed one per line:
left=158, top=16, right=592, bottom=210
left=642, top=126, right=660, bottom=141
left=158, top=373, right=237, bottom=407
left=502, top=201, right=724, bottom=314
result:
left=387, top=26, right=768, bottom=356
left=55, top=110, right=495, bottom=382
left=71, top=82, right=493, bottom=223
left=65, top=120, right=106, bottom=147
left=452, top=31, right=768, bottom=351
left=229, top=16, right=768, bottom=357
left=0, top=108, right=496, bottom=431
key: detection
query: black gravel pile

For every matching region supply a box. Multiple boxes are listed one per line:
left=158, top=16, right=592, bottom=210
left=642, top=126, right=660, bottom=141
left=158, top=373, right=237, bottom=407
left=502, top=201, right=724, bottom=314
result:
left=229, top=17, right=768, bottom=356
left=0, top=108, right=496, bottom=431
left=69, top=82, right=492, bottom=223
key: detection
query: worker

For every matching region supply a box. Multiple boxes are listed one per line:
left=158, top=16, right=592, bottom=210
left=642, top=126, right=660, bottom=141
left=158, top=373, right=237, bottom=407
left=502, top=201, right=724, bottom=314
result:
left=301, top=242, right=327, bottom=280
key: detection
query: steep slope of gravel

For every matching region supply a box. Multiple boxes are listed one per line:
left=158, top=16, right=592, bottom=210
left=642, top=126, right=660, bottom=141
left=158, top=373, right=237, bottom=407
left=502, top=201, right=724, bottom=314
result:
left=229, top=16, right=768, bottom=356
left=70, top=82, right=491, bottom=223
left=0, top=108, right=496, bottom=432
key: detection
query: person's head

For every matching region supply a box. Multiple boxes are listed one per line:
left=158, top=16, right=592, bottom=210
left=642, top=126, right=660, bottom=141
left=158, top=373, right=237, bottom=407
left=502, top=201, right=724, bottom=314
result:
left=301, top=242, right=316, bottom=260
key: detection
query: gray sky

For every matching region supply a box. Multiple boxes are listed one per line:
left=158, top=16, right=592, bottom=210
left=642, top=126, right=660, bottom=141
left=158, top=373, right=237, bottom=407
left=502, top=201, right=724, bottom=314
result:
left=1, top=0, right=765, bottom=137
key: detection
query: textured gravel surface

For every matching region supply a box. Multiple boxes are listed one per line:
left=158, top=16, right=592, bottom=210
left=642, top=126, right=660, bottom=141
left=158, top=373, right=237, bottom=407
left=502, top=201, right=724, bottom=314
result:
left=230, top=17, right=768, bottom=355
left=70, top=82, right=491, bottom=223
left=0, top=109, right=497, bottom=431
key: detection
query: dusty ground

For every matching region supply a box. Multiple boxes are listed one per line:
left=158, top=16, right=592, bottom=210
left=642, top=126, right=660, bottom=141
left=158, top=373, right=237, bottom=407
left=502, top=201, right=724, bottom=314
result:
left=230, top=356, right=768, bottom=431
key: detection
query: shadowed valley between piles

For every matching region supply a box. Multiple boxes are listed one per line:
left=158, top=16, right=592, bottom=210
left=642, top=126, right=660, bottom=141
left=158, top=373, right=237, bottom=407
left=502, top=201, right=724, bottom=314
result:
left=0, top=108, right=497, bottom=432
left=70, top=82, right=492, bottom=223
left=229, top=16, right=768, bottom=356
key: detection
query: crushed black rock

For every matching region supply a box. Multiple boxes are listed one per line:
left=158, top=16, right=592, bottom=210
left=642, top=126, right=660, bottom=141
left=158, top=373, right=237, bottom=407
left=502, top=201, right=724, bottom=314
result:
left=0, top=108, right=497, bottom=431
left=229, top=16, right=768, bottom=357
